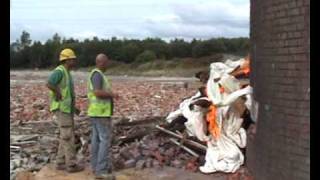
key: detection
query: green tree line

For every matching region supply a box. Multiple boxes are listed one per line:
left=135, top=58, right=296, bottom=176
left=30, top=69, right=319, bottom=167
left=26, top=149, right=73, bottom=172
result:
left=10, top=31, right=249, bottom=69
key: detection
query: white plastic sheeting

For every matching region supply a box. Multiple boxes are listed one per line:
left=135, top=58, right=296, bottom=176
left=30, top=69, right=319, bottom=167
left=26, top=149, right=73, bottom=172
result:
left=182, top=97, right=211, bottom=142
left=224, top=58, right=245, bottom=70
left=199, top=104, right=248, bottom=173
left=250, top=98, right=259, bottom=123
left=166, top=92, right=202, bottom=124
left=207, top=76, right=252, bottom=106
left=200, top=61, right=253, bottom=174
left=165, top=58, right=253, bottom=174
left=165, top=91, right=211, bottom=142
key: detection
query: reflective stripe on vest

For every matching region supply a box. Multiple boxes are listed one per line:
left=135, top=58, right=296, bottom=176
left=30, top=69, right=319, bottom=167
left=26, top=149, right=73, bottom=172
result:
left=87, top=68, right=112, bottom=117
left=49, top=65, right=74, bottom=113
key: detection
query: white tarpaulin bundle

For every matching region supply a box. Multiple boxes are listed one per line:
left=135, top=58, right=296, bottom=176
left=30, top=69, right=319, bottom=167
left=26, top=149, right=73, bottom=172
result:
left=200, top=101, right=249, bottom=173
left=166, top=92, right=211, bottom=142
left=201, top=60, right=253, bottom=173
left=165, top=58, right=253, bottom=174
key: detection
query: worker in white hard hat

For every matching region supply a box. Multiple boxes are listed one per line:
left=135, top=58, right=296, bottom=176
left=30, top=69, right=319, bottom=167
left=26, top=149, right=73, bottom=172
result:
left=46, top=48, right=83, bottom=173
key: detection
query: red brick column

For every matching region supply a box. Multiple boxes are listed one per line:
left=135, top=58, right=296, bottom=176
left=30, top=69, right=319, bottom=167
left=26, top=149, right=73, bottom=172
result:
left=247, top=0, right=310, bottom=179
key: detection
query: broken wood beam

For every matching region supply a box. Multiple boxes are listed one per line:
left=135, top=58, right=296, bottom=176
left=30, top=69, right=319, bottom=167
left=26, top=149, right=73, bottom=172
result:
left=114, top=116, right=164, bottom=126
left=155, top=125, right=207, bottom=152
left=11, top=140, right=37, bottom=146
left=169, top=138, right=199, bottom=158
left=116, top=129, right=155, bottom=145
left=17, top=135, right=38, bottom=142
left=10, top=145, right=21, bottom=149
left=19, top=120, right=55, bottom=125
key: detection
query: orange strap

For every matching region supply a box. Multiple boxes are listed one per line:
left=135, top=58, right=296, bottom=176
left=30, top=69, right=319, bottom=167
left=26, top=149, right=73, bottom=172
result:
left=241, top=59, right=250, bottom=75
left=207, top=105, right=220, bottom=139
left=219, top=86, right=225, bottom=93
left=205, top=87, right=224, bottom=139
left=243, top=67, right=250, bottom=75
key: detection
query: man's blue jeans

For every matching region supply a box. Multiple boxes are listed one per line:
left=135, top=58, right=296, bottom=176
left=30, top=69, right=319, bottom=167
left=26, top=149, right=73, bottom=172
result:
left=90, top=117, right=112, bottom=175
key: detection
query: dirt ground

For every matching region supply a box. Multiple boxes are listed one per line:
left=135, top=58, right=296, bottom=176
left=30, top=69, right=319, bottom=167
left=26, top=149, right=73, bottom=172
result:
left=16, top=165, right=232, bottom=180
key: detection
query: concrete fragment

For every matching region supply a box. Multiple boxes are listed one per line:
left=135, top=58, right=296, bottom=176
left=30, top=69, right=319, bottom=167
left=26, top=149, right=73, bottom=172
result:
left=141, top=149, right=152, bottom=157
left=135, top=160, right=145, bottom=170
left=185, top=158, right=199, bottom=172
left=145, top=158, right=153, bottom=168
left=120, top=147, right=131, bottom=160
left=158, top=147, right=165, bottom=154
left=23, top=158, right=28, bottom=164
left=171, top=159, right=183, bottom=168
left=151, top=151, right=165, bottom=164
left=152, top=160, right=161, bottom=168
left=129, top=147, right=142, bottom=160
left=12, top=159, right=22, bottom=168
left=164, top=147, right=175, bottom=157
left=124, top=159, right=136, bottom=169
left=10, top=161, right=15, bottom=171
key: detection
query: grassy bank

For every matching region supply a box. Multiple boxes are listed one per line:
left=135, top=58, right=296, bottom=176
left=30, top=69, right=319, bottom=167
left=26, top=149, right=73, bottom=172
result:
left=97, top=54, right=242, bottom=77
left=12, top=53, right=243, bottom=77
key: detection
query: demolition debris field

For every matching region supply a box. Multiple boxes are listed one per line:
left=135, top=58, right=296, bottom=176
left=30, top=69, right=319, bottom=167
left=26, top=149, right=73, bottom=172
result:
left=10, top=71, right=253, bottom=180
left=10, top=70, right=199, bottom=123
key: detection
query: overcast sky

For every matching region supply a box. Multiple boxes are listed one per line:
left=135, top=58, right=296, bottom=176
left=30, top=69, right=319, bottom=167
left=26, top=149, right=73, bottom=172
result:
left=10, top=0, right=250, bottom=43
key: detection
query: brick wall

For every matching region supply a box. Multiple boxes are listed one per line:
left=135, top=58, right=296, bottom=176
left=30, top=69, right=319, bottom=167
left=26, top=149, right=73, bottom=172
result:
left=247, top=0, right=310, bottom=179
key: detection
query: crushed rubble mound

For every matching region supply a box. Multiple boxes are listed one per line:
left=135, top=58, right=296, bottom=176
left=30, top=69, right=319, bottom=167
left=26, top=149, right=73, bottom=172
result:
left=10, top=57, right=256, bottom=180
left=10, top=116, right=253, bottom=180
left=10, top=75, right=197, bottom=124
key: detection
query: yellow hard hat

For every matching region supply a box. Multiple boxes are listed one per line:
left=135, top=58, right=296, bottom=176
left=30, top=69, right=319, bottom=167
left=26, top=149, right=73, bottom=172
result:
left=59, top=48, right=77, bottom=61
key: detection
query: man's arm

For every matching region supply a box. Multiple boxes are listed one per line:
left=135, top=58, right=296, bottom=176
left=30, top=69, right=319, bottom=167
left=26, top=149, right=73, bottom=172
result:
left=92, top=72, right=117, bottom=99
left=47, top=83, right=62, bottom=100
left=94, top=89, right=115, bottom=99
left=47, top=70, right=63, bottom=101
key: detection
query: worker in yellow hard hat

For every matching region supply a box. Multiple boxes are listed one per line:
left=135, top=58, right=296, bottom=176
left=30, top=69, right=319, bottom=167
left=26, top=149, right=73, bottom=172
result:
left=46, top=48, right=84, bottom=173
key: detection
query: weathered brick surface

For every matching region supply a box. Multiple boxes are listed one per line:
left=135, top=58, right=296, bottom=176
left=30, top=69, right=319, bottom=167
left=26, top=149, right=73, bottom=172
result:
left=247, top=0, right=310, bottom=179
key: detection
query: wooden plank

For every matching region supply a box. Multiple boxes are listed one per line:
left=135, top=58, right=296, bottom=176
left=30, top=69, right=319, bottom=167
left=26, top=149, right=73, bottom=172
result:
left=169, top=138, right=199, bottom=158
left=155, top=125, right=207, bottom=152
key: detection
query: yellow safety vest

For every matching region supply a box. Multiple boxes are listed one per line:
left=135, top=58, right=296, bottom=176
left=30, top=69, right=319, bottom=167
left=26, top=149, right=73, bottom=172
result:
left=87, top=68, right=112, bottom=117
left=49, top=65, right=74, bottom=113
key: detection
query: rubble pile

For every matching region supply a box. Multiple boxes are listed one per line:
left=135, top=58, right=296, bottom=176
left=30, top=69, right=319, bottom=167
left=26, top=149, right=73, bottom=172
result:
left=11, top=116, right=254, bottom=179
left=10, top=78, right=196, bottom=123
left=10, top=74, right=201, bottom=179
left=112, top=132, right=201, bottom=170
left=10, top=70, right=255, bottom=180
left=10, top=121, right=60, bottom=179
left=10, top=117, right=208, bottom=180
left=10, top=84, right=50, bottom=123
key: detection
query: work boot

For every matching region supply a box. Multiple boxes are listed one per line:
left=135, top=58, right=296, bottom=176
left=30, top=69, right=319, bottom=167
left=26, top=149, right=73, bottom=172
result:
left=66, top=164, right=84, bottom=173
left=56, top=164, right=66, bottom=171
left=95, top=173, right=115, bottom=180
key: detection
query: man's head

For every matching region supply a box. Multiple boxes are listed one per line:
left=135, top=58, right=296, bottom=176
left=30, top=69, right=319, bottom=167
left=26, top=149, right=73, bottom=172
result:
left=95, top=53, right=109, bottom=72
left=59, top=48, right=77, bottom=69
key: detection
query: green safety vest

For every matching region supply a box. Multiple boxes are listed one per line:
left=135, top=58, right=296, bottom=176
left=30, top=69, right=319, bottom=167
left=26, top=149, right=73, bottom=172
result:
left=87, top=68, right=112, bottom=117
left=49, top=65, right=74, bottom=113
